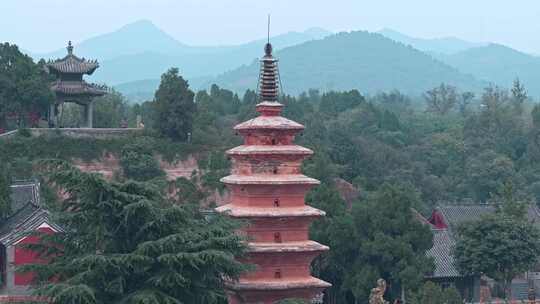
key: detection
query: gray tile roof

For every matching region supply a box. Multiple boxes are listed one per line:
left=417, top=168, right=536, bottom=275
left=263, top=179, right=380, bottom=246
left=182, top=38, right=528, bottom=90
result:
left=423, top=204, right=540, bottom=278
left=0, top=181, right=61, bottom=246
left=426, top=229, right=460, bottom=278
left=47, top=54, right=99, bottom=75
left=9, top=181, right=40, bottom=212
left=437, top=205, right=495, bottom=230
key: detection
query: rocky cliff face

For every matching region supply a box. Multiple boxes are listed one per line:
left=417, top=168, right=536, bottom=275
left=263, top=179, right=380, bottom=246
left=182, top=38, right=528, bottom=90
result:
left=73, top=153, right=199, bottom=181
left=73, top=153, right=229, bottom=206
left=73, top=153, right=121, bottom=180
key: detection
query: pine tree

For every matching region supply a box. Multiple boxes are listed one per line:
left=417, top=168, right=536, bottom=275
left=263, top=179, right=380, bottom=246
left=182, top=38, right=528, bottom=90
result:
left=22, top=160, right=246, bottom=304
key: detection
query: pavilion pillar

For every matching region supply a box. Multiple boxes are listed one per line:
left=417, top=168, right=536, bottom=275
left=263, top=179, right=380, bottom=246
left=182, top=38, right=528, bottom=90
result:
left=49, top=104, right=56, bottom=127
left=85, top=103, right=93, bottom=128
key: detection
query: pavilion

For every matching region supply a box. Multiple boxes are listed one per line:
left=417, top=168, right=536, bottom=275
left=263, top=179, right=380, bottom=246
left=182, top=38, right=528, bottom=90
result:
left=46, top=41, right=107, bottom=128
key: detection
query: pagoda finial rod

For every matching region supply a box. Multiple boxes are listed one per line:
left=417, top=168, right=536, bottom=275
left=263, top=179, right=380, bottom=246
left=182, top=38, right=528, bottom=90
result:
left=264, top=15, right=272, bottom=57
left=267, top=14, right=271, bottom=44
left=67, top=41, right=74, bottom=55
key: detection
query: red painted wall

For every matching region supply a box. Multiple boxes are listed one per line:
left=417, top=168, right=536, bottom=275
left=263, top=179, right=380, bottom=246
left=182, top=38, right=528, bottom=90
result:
left=13, top=227, right=54, bottom=286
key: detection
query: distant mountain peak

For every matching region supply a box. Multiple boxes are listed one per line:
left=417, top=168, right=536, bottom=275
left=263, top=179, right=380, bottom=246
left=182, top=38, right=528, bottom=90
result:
left=117, top=19, right=161, bottom=32
left=378, top=28, right=484, bottom=54
left=303, top=27, right=332, bottom=37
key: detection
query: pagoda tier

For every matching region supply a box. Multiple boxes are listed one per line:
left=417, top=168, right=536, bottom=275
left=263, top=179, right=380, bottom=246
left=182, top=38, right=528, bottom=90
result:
left=217, top=42, right=330, bottom=304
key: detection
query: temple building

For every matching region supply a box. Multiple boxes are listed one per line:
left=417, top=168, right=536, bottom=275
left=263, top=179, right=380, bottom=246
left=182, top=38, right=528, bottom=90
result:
left=0, top=181, right=60, bottom=303
left=46, top=41, right=107, bottom=128
left=216, top=41, right=330, bottom=303
left=418, top=204, right=540, bottom=302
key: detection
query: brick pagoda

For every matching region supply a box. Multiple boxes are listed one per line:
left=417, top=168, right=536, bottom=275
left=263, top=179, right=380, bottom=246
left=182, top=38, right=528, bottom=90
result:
left=217, top=41, right=330, bottom=303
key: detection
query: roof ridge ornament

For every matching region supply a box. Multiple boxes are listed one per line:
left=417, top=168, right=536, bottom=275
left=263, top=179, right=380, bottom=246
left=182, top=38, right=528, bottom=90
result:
left=67, top=41, right=74, bottom=55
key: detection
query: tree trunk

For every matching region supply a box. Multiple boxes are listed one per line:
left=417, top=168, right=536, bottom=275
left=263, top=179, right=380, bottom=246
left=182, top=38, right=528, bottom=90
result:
left=504, top=279, right=512, bottom=302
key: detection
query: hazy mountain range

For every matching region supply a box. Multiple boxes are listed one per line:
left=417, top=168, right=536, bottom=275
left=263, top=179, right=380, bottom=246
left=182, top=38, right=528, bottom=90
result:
left=32, top=20, right=331, bottom=84
left=23, top=19, right=540, bottom=101
left=377, top=28, right=486, bottom=55
left=212, top=31, right=485, bottom=96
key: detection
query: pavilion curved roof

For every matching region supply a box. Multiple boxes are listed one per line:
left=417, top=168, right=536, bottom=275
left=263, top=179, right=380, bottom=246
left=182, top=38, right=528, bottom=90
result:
left=47, top=55, right=99, bottom=75
left=46, top=41, right=99, bottom=75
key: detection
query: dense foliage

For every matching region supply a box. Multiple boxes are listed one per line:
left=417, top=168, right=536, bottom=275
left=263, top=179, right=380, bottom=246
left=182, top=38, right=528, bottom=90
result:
left=309, top=183, right=434, bottom=303
left=23, top=161, right=246, bottom=304
left=60, top=90, right=132, bottom=128
left=153, top=68, right=196, bottom=141
left=0, top=43, right=54, bottom=130
left=120, top=139, right=164, bottom=181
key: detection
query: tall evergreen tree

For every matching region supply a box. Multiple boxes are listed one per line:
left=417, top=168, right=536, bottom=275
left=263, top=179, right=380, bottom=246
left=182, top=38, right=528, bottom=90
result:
left=23, top=160, right=246, bottom=304
left=153, top=68, right=196, bottom=141
left=510, top=78, right=527, bottom=115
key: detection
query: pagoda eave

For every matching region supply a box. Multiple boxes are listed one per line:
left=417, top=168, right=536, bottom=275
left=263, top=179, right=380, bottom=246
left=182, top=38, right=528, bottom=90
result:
left=247, top=241, right=329, bottom=253
left=227, top=278, right=331, bottom=291
left=227, top=145, right=313, bottom=156
left=234, top=116, right=305, bottom=131
left=216, top=205, right=325, bottom=218
left=221, top=175, right=320, bottom=185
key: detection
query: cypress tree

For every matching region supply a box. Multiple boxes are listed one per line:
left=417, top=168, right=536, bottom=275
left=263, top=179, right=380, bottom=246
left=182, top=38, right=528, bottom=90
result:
left=23, top=160, right=246, bottom=304
left=153, top=68, right=196, bottom=142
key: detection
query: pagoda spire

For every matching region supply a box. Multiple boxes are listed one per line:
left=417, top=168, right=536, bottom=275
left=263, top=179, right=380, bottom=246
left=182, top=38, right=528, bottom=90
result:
left=258, top=15, right=280, bottom=106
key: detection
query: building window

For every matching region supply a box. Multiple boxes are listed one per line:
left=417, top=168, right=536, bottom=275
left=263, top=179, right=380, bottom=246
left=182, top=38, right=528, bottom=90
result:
left=274, top=232, right=282, bottom=243
left=274, top=269, right=282, bottom=279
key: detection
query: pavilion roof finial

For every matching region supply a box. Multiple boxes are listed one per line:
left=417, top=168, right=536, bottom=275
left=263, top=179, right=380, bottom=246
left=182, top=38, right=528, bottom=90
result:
left=67, top=41, right=74, bottom=55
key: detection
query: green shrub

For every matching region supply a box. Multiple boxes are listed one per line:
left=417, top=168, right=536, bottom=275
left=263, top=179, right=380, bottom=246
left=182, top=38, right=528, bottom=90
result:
left=120, top=140, right=164, bottom=181
left=174, top=177, right=204, bottom=204
left=409, top=282, right=462, bottom=304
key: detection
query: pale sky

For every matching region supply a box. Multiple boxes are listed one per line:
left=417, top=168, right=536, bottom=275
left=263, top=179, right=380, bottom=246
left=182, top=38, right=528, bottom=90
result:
left=2, top=0, right=540, bottom=54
